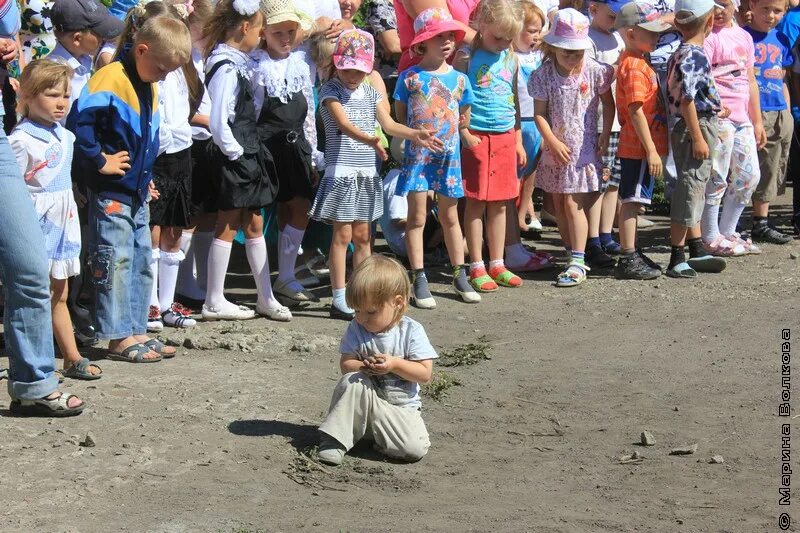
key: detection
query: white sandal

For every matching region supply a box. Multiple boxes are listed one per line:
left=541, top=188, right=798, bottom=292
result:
left=201, top=304, right=256, bottom=321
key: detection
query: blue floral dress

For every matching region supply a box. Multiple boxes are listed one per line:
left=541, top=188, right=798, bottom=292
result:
left=393, top=66, right=474, bottom=198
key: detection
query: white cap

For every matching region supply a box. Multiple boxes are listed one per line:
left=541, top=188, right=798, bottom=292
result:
left=674, top=0, right=722, bottom=23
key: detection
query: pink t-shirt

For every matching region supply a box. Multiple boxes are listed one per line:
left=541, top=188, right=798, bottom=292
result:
left=394, top=0, right=479, bottom=71
left=704, top=24, right=755, bottom=124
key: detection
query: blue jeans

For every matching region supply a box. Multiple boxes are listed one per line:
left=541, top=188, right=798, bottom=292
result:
left=88, top=194, right=152, bottom=340
left=0, top=134, right=58, bottom=400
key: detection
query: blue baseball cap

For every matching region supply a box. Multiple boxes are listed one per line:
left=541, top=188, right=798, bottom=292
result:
left=593, top=0, right=629, bottom=13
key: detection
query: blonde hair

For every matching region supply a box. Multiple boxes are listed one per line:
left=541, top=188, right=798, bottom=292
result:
left=346, top=255, right=410, bottom=319
left=134, top=15, right=192, bottom=64
left=114, top=0, right=177, bottom=59
left=309, top=31, right=335, bottom=80
left=202, top=0, right=263, bottom=57
left=520, top=0, right=546, bottom=26
left=17, top=59, right=73, bottom=117
left=473, top=0, right=523, bottom=43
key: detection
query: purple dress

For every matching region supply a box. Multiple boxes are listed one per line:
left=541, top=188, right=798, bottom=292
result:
left=529, top=58, right=613, bottom=194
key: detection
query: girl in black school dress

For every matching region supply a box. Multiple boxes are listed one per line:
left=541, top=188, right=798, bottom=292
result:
left=251, top=0, right=317, bottom=305
left=201, top=0, right=289, bottom=322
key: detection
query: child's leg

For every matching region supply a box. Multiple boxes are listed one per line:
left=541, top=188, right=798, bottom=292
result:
left=752, top=109, right=792, bottom=243
left=405, top=192, right=436, bottom=308
left=701, top=120, right=735, bottom=244
left=599, top=186, right=619, bottom=244
left=486, top=201, right=522, bottom=287
left=550, top=193, right=572, bottom=253
left=148, top=225, right=160, bottom=312
left=318, top=371, right=430, bottom=463
left=191, top=212, right=217, bottom=293
left=275, top=197, right=311, bottom=293
left=330, top=222, right=354, bottom=314
left=438, top=196, right=479, bottom=302
left=351, top=221, right=371, bottom=268
left=518, top=172, right=537, bottom=229
left=204, top=208, right=245, bottom=311
left=564, top=193, right=589, bottom=257
left=464, top=198, right=485, bottom=265
left=618, top=201, right=639, bottom=254
left=89, top=196, right=156, bottom=357
left=176, top=227, right=206, bottom=301
left=131, top=202, right=176, bottom=355
left=405, top=191, right=429, bottom=271
left=719, top=123, right=761, bottom=238
left=241, top=210, right=289, bottom=318
left=158, top=226, right=196, bottom=327
left=51, top=277, right=99, bottom=374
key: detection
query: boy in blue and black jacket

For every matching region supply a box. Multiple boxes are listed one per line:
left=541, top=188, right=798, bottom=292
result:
left=68, top=16, right=190, bottom=362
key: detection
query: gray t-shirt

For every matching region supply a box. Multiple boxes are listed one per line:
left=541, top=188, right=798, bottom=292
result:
left=340, top=315, right=438, bottom=409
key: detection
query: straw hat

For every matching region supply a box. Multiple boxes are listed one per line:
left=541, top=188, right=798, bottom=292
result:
left=260, top=0, right=313, bottom=31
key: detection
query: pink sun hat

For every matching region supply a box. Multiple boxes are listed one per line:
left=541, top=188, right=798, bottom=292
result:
left=542, top=8, right=592, bottom=50
left=410, top=7, right=468, bottom=48
left=333, top=29, right=376, bottom=73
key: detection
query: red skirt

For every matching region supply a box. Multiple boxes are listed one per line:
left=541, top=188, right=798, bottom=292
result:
left=461, top=129, right=519, bottom=202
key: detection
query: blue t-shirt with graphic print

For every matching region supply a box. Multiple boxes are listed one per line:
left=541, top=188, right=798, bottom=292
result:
left=666, top=43, right=721, bottom=121
left=744, top=27, right=793, bottom=111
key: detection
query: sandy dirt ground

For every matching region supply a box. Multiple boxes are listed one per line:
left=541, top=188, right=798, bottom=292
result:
left=1, top=194, right=798, bottom=533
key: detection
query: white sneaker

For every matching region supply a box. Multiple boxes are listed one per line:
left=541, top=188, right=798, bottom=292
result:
left=201, top=303, right=256, bottom=321
left=526, top=217, right=543, bottom=231
left=318, top=436, right=346, bottom=466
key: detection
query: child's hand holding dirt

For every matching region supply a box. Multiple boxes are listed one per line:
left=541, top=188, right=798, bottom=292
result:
left=362, top=354, right=394, bottom=375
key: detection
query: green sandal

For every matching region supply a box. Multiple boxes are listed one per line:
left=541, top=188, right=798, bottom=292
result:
left=555, top=262, right=589, bottom=287
left=469, top=272, right=498, bottom=292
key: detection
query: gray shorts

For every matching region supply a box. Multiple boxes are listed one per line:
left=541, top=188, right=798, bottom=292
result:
left=670, top=115, right=719, bottom=227
left=754, top=108, right=792, bottom=204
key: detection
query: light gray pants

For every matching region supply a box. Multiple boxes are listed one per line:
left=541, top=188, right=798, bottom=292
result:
left=319, top=372, right=430, bottom=462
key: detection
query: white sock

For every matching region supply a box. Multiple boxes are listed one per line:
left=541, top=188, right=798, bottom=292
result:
left=488, top=259, right=505, bottom=270
left=719, top=197, right=747, bottom=238
left=701, top=203, right=721, bottom=242
left=505, top=243, right=529, bottom=265
left=176, top=231, right=204, bottom=300
left=205, top=239, right=233, bottom=310
left=277, top=224, right=305, bottom=285
left=158, top=250, right=184, bottom=312
left=149, top=248, right=160, bottom=309
left=193, top=231, right=214, bottom=292
left=245, top=236, right=281, bottom=310
left=332, top=287, right=353, bottom=313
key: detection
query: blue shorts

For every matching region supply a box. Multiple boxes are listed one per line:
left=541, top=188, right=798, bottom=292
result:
left=518, top=119, right=542, bottom=178
left=619, top=158, right=656, bottom=205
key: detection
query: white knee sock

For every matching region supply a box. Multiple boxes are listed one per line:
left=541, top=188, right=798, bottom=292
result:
left=701, top=203, right=721, bottom=242
left=176, top=231, right=204, bottom=300
left=332, top=287, right=353, bottom=313
left=277, top=224, right=305, bottom=285
left=719, top=197, right=746, bottom=238
left=158, top=250, right=184, bottom=312
left=245, top=237, right=280, bottom=310
left=193, top=231, right=214, bottom=292
left=205, top=239, right=233, bottom=310
left=149, top=248, right=160, bottom=309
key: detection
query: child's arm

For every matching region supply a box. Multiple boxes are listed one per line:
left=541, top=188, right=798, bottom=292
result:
left=72, top=93, right=131, bottom=176
left=598, top=90, right=615, bottom=156
left=533, top=99, right=571, bottom=164
left=376, top=103, right=444, bottom=152
left=190, top=113, right=210, bottom=129
left=627, top=102, right=663, bottom=178
left=679, top=99, right=709, bottom=160
left=364, top=356, right=433, bottom=385
left=749, top=66, right=767, bottom=149
left=512, top=62, right=527, bottom=171
left=207, top=64, right=244, bottom=160
left=325, top=99, right=389, bottom=160
left=340, top=354, right=366, bottom=374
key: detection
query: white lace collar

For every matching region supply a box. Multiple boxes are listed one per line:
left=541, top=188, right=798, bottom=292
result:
left=250, top=49, right=310, bottom=103
left=209, top=43, right=255, bottom=79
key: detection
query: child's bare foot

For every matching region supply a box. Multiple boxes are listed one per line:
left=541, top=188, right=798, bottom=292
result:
left=63, top=356, right=103, bottom=379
